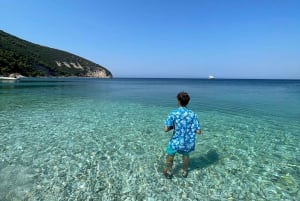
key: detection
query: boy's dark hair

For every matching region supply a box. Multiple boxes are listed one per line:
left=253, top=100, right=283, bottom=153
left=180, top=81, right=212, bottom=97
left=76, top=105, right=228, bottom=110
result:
left=177, top=91, right=190, bottom=106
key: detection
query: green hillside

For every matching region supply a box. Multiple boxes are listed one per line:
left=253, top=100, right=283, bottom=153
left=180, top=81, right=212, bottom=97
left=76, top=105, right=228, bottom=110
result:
left=0, top=30, right=112, bottom=77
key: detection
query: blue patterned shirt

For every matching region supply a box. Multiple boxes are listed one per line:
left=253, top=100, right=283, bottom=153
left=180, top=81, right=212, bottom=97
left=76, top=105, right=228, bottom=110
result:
left=165, top=107, right=201, bottom=153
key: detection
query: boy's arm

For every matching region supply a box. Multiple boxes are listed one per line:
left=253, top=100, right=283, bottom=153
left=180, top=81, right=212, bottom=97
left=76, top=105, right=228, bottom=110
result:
left=164, top=113, right=174, bottom=132
left=194, top=115, right=201, bottom=135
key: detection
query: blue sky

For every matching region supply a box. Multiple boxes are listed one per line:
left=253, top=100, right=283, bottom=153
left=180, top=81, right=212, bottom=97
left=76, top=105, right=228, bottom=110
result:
left=1, top=0, right=300, bottom=78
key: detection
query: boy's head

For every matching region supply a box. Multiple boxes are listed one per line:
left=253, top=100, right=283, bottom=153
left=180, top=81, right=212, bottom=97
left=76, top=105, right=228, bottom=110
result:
left=177, top=91, right=190, bottom=106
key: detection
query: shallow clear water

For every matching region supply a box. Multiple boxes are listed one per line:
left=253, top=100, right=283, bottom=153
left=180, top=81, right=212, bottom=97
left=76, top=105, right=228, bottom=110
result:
left=0, top=78, right=299, bottom=200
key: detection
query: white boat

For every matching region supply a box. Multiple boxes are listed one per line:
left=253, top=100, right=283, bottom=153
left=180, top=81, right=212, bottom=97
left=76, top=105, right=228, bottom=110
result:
left=0, top=76, right=19, bottom=83
left=208, top=75, right=215, bottom=79
left=0, top=74, right=24, bottom=82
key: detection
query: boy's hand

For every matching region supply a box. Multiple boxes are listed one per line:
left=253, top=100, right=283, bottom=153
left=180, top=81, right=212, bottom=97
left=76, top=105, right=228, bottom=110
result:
left=164, top=126, right=173, bottom=132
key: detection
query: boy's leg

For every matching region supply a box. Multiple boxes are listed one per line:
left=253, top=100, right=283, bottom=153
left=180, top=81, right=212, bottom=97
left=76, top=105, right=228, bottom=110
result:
left=163, top=155, right=174, bottom=179
left=166, top=155, right=174, bottom=172
left=182, top=154, right=189, bottom=178
left=182, top=155, right=189, bottom=171
left=182, top=155, right=190, bottom=171
left=164, top=144, right=176, bottom=179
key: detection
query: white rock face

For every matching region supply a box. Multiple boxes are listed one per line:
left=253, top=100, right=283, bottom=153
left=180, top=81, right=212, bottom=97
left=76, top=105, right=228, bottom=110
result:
left=87, top=69, right=111, bottom=78
left=56, top=61, right=62, bottom=66
left=56, top=61, right=82, bottom=69
left=70, top=62, right=83, bottom=69
left=55, top=61, right=111, bottom=78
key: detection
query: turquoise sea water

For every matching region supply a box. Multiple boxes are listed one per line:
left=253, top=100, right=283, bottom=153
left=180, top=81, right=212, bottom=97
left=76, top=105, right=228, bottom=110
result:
left=0, top=78, right=299, bottom=201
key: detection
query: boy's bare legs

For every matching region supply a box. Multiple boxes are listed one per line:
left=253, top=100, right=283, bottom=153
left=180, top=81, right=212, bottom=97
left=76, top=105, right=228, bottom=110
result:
left=182, top=155, right=189, bottom=170
left=163, top=155, right=174, bottom=179
left=182, top=155, right=189, bottom=177
left=166, top=155, right=174, bottom=172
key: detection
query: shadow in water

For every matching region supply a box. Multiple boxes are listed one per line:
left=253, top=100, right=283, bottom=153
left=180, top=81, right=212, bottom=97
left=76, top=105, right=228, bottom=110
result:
left=189, top=149, right=219, bottom=171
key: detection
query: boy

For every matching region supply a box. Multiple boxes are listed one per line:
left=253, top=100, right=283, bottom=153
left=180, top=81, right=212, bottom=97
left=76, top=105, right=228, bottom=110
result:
left=163, top=91, right=201, bottom=179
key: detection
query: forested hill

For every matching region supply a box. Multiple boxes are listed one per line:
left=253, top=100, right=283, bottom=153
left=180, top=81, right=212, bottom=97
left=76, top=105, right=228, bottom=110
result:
left=0, top=30, right=112, bottom=78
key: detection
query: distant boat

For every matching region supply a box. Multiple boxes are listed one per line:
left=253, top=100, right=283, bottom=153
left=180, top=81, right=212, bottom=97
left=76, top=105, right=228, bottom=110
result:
left=0, top=77, right=18, bottom=82
left=0, top=74, right=25, bottom=83
left=208, top=75, right=215, bottom=79
left=0, top=76, right=19, bottom=83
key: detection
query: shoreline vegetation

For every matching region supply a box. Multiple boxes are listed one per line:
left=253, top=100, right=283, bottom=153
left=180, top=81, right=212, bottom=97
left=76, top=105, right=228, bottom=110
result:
left=0, top=30, right=113, bottom=78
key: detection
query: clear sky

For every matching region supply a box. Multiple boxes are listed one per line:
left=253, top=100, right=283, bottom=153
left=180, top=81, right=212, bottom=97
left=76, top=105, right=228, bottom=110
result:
left=1, top=0, right=300, bottom=78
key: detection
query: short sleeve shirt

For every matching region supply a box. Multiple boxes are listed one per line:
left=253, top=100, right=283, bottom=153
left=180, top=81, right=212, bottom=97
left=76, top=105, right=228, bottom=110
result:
left=165, top=107, right=201, bottom=153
